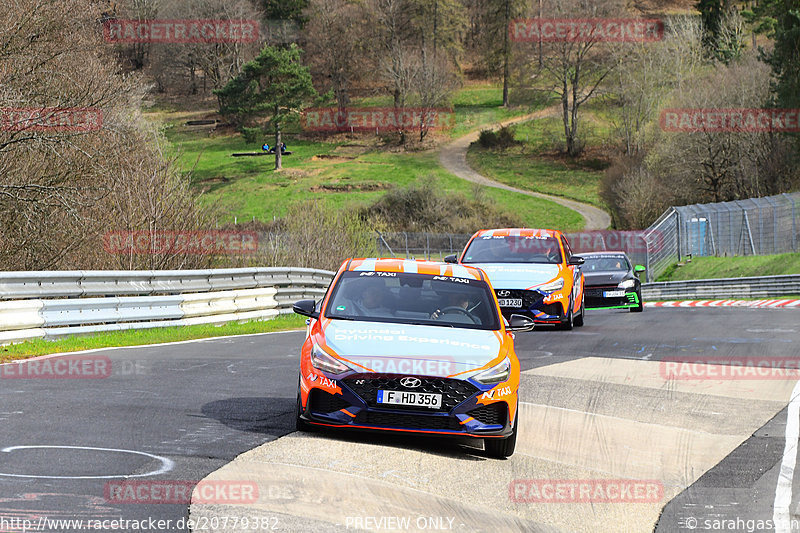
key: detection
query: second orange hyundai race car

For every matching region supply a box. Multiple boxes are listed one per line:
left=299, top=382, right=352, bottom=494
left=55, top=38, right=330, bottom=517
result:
left=446, top=228, right=586, bottom=329
left=292, top=258, right=533, bottom=458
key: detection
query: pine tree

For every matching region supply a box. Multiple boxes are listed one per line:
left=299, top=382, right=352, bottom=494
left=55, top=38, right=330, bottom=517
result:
left=215, top=44, right=316, bottom=169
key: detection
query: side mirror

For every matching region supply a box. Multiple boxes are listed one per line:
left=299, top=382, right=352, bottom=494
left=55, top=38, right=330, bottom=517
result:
left=293, top=299, right=319, bottom=319
left=507, top=314, right=535, bottom=332
left=568, top=256, right=585, bottom=266
left=444, top=254, right=458, bottom=264
left=634, top=265, right=646, bottom=273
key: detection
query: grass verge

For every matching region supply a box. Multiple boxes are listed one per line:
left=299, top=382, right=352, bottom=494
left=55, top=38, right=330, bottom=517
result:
left=0, top=314, right=306, bottom=362
left=656, top=253, right=800, bottom=281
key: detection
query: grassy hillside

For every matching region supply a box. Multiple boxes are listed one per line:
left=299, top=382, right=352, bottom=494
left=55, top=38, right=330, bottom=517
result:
left=465, top=115, right=609, bottom=208
left=153, top=84, right=586, bottom=231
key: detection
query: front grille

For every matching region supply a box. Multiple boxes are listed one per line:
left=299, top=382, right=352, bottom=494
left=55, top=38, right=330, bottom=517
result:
left=308, top=389, right=350, bottom=414
left=359, top=411, right=461, bottom=431
left=586, top=285, right=616, bottom=298
left=495, top=289, right=541, bottom=308
left=343, top=375, right=479, bottom=411
left=467, top=403, right=507, bottom=426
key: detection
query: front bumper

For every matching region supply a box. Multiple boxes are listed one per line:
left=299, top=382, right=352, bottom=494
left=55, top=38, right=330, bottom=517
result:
left=495, top=289, right=567, bottom=324
left=584, top=287, right=640, bottom=309
left=299, top=373, right=515, bottom=438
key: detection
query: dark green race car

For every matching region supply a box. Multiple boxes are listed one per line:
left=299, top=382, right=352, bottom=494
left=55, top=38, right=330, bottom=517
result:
left=578, top=252, right=645, bottom=312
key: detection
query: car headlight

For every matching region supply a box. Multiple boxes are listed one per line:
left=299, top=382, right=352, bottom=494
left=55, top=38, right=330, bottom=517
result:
left=310, top=344, right=351, bottom=374
left=473, top=357, right=510, bottom=385
left=539, top=278, right=564, bottom=292
left=618, top=279, right=636, bottom=289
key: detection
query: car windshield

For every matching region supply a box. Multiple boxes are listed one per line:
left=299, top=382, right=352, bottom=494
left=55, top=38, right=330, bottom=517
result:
left=461, top=235, right=563, bottom=264
left=582, top=255, right=630, bottom=272
left=325, top=271, right=501, bottom=330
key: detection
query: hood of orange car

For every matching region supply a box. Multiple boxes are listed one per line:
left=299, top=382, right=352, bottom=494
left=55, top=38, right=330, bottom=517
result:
left=466, top=263, right=562, bottom=290
left=319, top=320, right=504, bottom=377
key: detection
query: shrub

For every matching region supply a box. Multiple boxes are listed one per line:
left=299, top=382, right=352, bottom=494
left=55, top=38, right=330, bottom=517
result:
left=478, top=126, right=518, bottom=149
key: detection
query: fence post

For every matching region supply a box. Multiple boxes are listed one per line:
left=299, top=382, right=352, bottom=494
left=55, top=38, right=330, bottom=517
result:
left=766, top=196, right=778, bottom=254
left=784, top=193, right=796, bottom=253
left=675, top=210, right=682, bottom=263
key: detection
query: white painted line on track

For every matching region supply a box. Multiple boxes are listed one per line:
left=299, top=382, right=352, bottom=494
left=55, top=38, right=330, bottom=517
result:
left=773, top=379, right=800, bottom=533
left=0, top=445, right=174, bottom=479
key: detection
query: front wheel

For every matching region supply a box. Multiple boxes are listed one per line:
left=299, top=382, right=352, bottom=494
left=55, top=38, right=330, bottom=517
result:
left=630, top=290, right=644, bottom=313
left=485, top=405, right=518, bottom=459
left=574, top=297, right=585, bottom=327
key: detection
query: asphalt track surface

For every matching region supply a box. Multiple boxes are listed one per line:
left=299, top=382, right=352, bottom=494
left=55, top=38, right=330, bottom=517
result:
left=1, top=307, right=799, bottom=532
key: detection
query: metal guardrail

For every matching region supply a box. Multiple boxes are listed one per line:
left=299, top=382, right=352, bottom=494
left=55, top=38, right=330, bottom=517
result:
left=642, top=274, right=800, bottom=301
left=0, top=268, right=335, bottom=345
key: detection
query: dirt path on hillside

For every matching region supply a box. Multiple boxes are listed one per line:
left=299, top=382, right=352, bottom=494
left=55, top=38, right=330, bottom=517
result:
left=438, top=106, right=612, bottom=230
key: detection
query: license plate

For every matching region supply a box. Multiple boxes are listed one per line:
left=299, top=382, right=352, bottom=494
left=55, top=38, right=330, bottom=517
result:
left=497, top=298, right=523, bottom=307
left=377, top=390, right=442, bottom=409
left=603, top=290, right=626, bottom=297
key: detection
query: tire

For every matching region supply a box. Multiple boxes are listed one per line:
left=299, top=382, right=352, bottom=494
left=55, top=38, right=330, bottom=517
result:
left=485, top=405, right=518, bottom=459
left=295, top=382, right=314, bottom=432
left=630, top=290, right=644, bottom=313
left=574, top=296, right=585, bottom=327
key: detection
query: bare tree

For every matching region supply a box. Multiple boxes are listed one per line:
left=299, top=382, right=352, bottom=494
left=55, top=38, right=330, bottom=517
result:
left=148, top=0, right=262, bottom=95
left=303, top=0, right=366, bottom=109
left=0, top=0, right=209, bottom=270
left=648, top=54, right=797, bottom=204
left=516, top=0, right=626, bottom=156
left=611, top=16, right=704, bottom=155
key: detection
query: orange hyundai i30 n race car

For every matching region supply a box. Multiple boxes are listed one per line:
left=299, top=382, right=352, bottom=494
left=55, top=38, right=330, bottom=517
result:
left=292, top=258, right=534, bottom=458
left=447, top=228, right=586, bottom=329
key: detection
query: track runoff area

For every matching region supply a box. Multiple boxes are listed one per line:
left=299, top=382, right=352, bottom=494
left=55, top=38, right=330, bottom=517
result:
left=0, top=304, right=798, bottom=532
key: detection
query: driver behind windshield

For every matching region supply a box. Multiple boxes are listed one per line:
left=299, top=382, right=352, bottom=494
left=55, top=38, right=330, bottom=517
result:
left=463, top=236, right=562, bottom=264
left=334, top=278, right=395, bottom=317
left=430, top=292, right=470, bottom=320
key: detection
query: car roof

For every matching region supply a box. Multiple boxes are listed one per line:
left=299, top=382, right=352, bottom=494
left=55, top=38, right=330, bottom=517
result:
left=580, top=251, right=630, bottom=257
left=342, top=258, right=486, bottom=281
left=472, top=228, right=562, bottom=238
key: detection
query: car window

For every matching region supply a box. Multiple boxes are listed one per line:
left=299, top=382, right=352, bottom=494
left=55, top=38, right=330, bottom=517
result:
left=583, top=255, right=630, bottom=272
left=461, top=235, right=563, bottom=264
left=325, top=271, right=501, bottom=330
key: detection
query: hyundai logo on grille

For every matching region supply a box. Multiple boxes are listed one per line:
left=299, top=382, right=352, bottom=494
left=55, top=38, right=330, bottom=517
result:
left=400, top=377, right=422, bottom=389
left=497, top=290, right=511, bottom=297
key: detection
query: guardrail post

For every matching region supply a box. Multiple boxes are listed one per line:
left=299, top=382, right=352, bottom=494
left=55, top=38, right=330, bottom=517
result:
left=675, top=210, right=682, bottom=263
left=785, top=193, right=797, bottom=252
